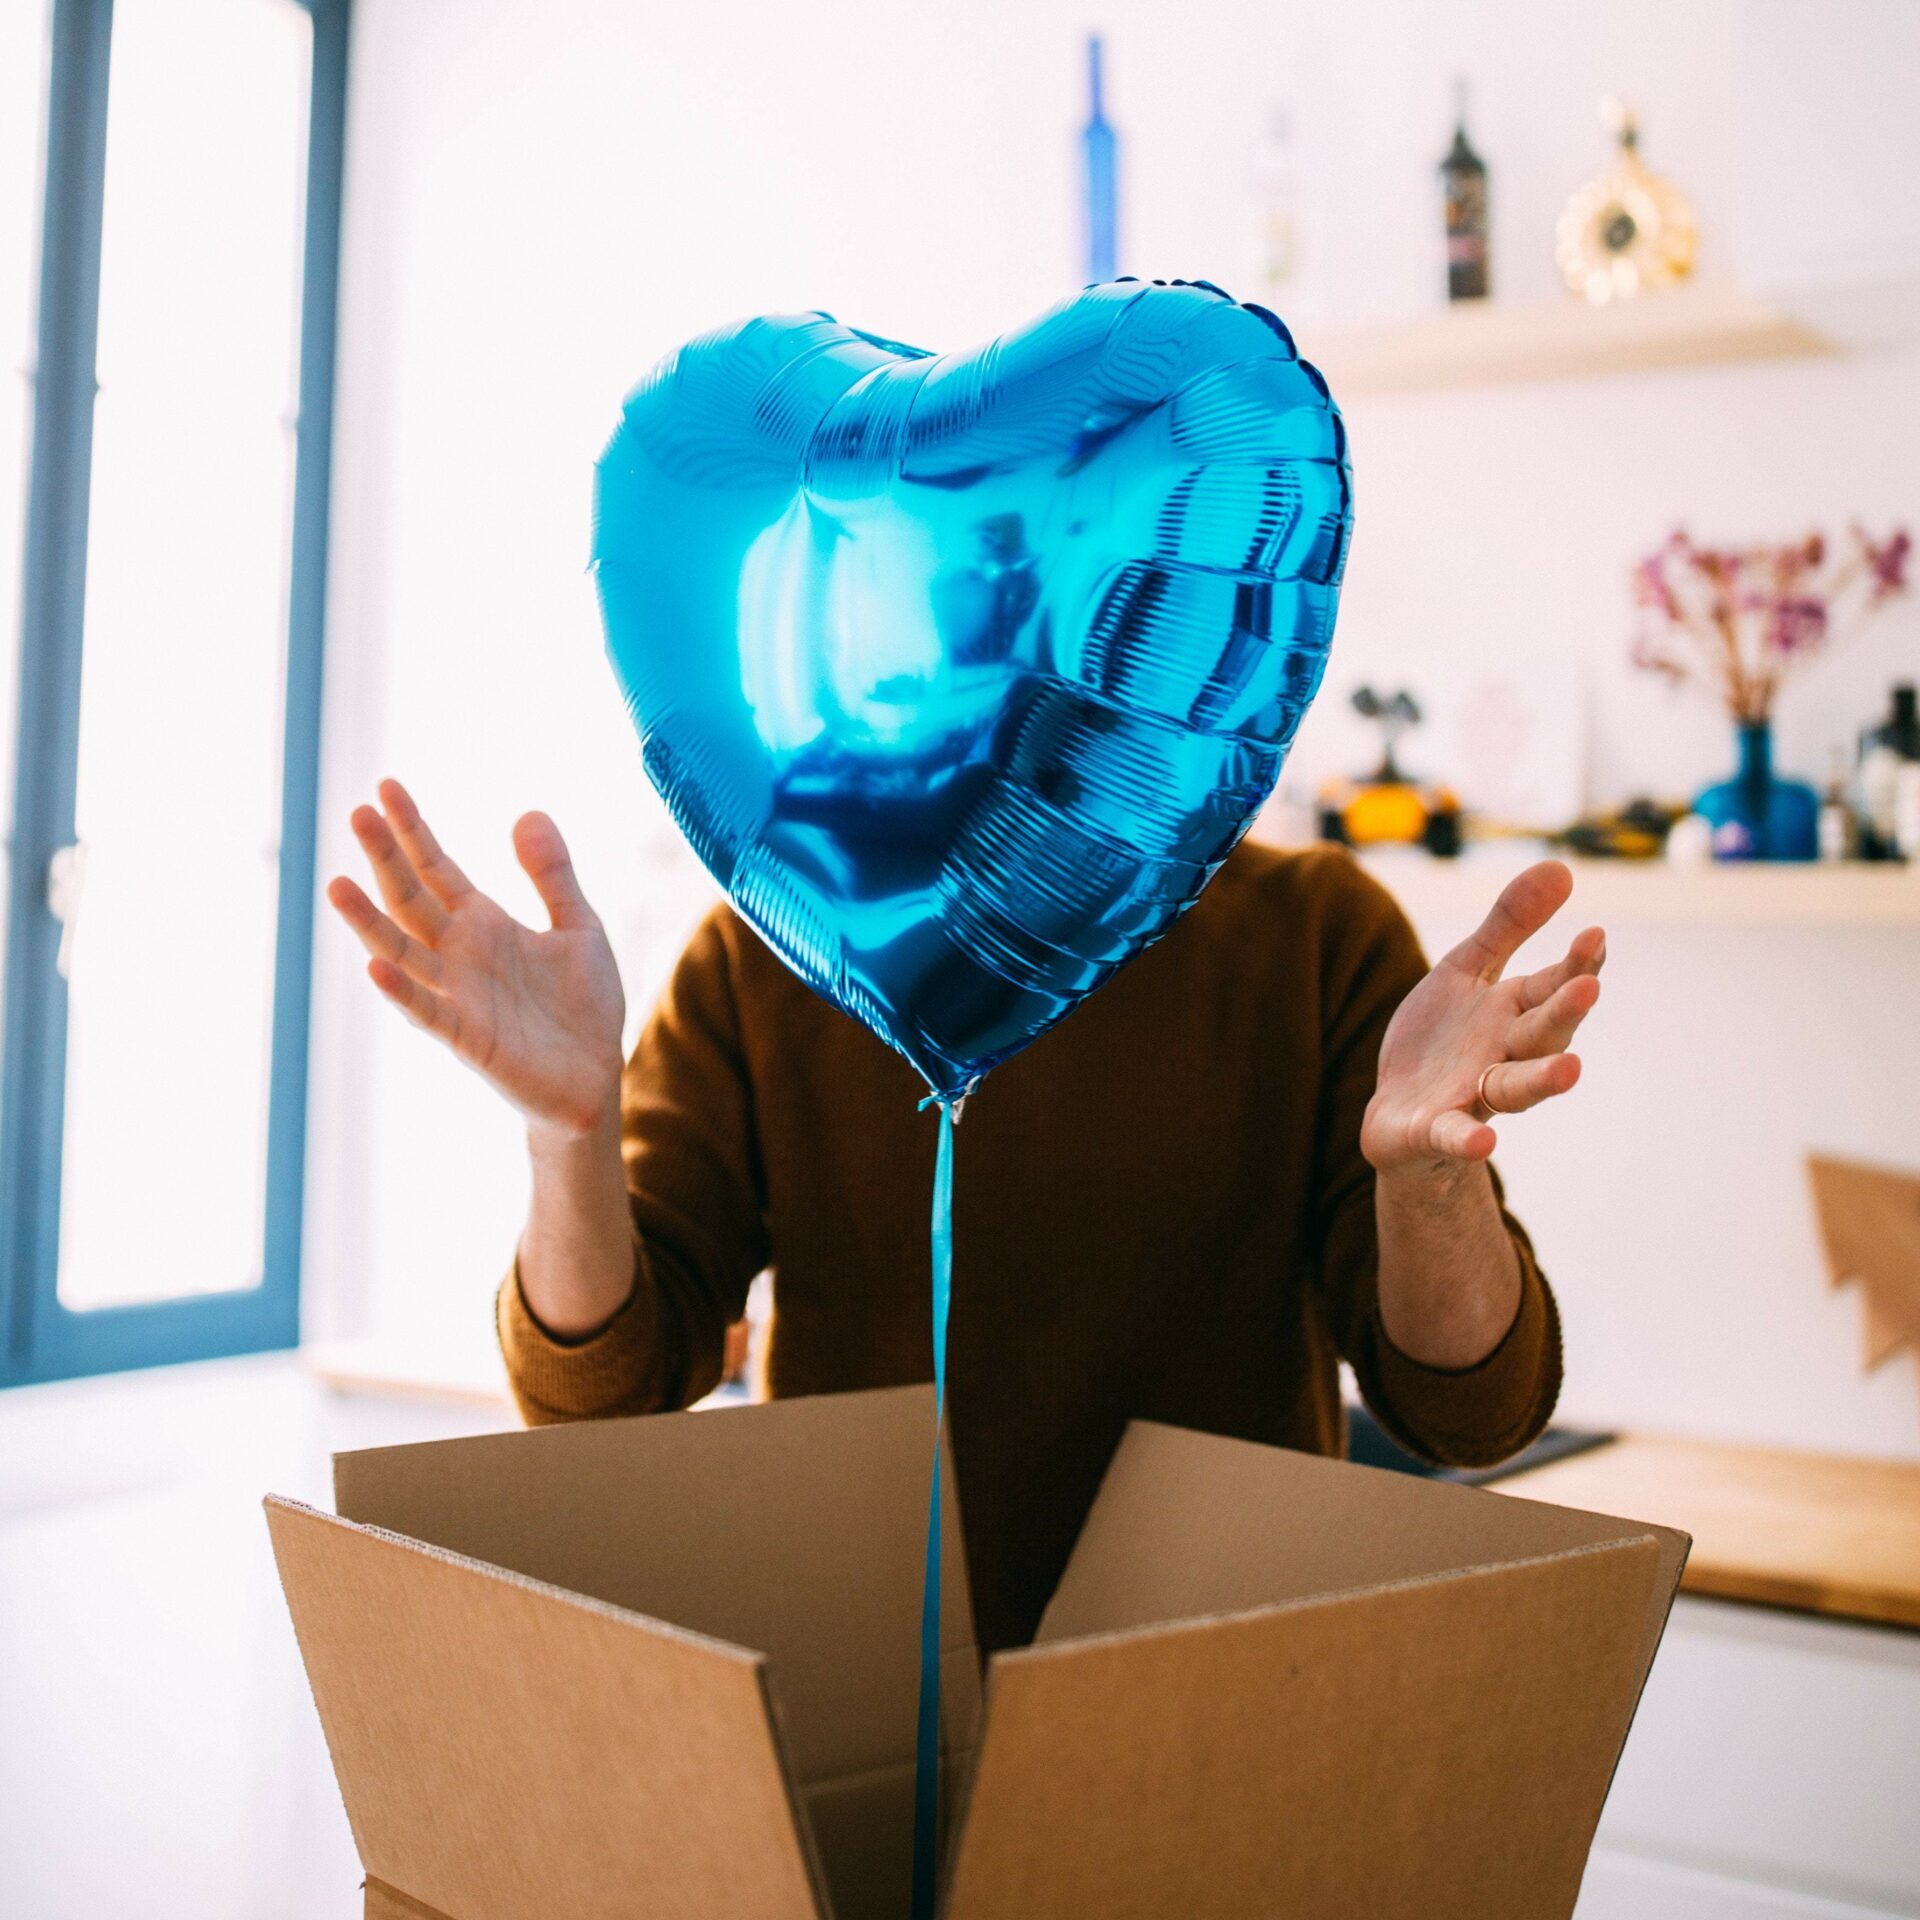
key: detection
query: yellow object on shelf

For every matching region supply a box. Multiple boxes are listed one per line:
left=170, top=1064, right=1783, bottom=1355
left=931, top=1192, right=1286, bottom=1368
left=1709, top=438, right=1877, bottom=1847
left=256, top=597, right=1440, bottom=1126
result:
left=1320, top=776, right=1459, bottom=851
left=1316, top=685, right=1463, bottom=856
left=1556, top=99, right=1698, bottom=305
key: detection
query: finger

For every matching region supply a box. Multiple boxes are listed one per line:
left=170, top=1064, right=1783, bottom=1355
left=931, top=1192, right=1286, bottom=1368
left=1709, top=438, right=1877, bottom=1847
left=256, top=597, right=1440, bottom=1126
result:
left=326, top=875, right=443, bottom=986
left=378, top=778, right=476, bottom=909
left=1518, top=924, right=1607, bottom=1010
left=1480, top=1052, right=1581, bottom=1116
left=350, top=803, right=449, bottom=940
left=366, top=955, right=465, bottom=1048
left=1444, top=860, right=1575, bottom=983
left=514, top=811, right=595, bottom=931
left=1429, top=1107, right=1498, bottom=1161
left=1506, top=973, right=1600, bottom=1061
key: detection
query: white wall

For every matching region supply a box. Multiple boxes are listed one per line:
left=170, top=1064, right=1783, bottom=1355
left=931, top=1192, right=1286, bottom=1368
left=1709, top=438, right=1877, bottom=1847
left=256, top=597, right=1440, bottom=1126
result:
left=1374, top=875, right=1920, bottom=1458
left=309, top=0, right=1920, bottom=1455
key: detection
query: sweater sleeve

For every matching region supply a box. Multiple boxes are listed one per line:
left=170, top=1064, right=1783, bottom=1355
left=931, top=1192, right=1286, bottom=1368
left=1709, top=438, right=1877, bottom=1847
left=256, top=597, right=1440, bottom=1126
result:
left=1307, top=857, right=1563, bottom=1469
left=496, top=906, right=770, bottom=1425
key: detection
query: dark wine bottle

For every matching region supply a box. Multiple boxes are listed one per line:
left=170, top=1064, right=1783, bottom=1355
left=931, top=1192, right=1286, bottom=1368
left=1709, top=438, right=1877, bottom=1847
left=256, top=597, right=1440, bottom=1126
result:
left=1856, top=684, right=1920, bottom=860
left=1440, top=79, right=1490, bottom=302
left=1883, top=684, right=1920, bottom=759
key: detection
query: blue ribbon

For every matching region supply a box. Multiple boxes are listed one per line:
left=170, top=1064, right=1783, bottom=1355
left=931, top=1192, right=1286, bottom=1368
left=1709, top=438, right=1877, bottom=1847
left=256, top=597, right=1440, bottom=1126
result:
left=911, top=1098, right=956, bottom=1920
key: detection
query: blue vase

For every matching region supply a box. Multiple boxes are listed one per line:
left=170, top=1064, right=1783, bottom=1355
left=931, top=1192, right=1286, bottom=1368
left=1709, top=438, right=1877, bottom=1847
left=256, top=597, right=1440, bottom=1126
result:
left=1694, top=720, right=1818, bottom=861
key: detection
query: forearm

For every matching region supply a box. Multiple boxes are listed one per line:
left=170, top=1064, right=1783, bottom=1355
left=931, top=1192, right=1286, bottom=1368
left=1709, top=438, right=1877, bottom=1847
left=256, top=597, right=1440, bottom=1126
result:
left=1374, top=1161, right=1523, bottom=1370
left=517, top=1100, right=637, bottom=1338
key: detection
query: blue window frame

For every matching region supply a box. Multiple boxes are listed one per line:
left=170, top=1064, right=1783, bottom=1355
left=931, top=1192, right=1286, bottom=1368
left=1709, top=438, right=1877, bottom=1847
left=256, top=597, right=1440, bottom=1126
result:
left=0, top=0, right=349, bottom=1386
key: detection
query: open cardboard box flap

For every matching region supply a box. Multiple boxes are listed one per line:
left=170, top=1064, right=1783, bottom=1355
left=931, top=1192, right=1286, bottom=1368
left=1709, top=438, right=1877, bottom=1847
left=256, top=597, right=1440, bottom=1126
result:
left=267, top=1386, right=1688, bottom=1920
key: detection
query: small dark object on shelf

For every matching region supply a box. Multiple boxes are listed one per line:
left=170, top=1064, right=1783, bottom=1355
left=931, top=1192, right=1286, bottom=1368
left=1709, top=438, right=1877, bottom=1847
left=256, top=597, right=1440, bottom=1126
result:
left=1555, top=796, right=1685, bottom=860
left=1857, top=683, right=1920, bottom=862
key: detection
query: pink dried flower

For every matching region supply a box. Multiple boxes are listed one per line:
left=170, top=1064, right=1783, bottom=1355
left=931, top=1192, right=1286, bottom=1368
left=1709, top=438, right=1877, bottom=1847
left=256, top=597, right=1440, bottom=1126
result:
left=1765, top=595, right=1828, bottom=656
left=1860, top=525, right=1911, bottom=603
left=1690, top=545, right=1743, bottom=587
left=1628, top=520, right=1910, bottom=723
left=1631, top=550, right=1680, bottom=619
left=1630, top=633, right=1687, bottom=680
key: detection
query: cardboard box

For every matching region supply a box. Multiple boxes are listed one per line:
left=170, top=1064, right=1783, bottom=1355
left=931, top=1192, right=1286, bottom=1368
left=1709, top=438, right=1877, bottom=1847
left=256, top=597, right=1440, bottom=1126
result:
left=267, top=1385, right=1688, bottom=1920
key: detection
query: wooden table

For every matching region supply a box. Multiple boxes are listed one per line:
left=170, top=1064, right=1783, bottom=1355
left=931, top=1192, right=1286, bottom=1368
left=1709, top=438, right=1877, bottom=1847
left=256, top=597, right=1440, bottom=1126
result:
left=1496, top=1433, right=1920, bottom=1631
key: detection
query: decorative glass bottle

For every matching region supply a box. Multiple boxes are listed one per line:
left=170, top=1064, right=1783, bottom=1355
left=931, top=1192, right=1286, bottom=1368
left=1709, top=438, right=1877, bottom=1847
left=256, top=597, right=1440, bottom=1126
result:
left=1556, top=99, right=1697, bottom=304
left=1693, top=720, right=1818, bottom=862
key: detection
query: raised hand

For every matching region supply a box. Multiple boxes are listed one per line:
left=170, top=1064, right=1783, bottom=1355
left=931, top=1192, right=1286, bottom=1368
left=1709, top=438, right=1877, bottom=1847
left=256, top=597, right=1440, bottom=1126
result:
left=1361, top=861, right=1603, bottom=1175
left=326, top=780, right=626, bottom=1141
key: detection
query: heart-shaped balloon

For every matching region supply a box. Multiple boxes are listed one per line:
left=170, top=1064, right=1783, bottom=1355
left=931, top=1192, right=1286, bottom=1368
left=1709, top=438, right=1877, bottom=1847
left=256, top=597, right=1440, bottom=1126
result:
left=594, top=280, right=1350, bottom=1101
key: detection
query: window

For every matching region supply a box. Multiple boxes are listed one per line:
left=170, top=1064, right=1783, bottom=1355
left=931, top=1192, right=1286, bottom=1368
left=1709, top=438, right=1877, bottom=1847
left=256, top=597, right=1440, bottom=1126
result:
left=0, top=0, right=349, bottom=1384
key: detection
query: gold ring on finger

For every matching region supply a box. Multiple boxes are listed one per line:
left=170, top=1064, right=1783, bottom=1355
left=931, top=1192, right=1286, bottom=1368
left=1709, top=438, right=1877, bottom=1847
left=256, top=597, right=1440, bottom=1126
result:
left=1477, top=1063, right=1509, bottom=1117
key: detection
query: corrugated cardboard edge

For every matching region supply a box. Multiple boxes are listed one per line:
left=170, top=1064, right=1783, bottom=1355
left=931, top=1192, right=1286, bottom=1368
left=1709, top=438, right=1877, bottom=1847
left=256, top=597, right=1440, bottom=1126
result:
left=946, top=1534, right=1666, bottom=1854
left=1022, top=1503, right=1688, bottom=1734
left=1493, top=1485, right=1692, bottom=1819
left=324, top=1382, right=977, bottom=1919
left=1029, top=1416, right=1690, bottom=1811
left=996, top=1534, right=1660, bottom=1662
left=945, top=1408, right=1694, bottom=1920
left=363, top=1876, right=455, bottom=1920
left=754, top=1658, right=839, bottom=1920
left=945, top=1535, right=1666, bottom=1920
left=329, top=1383, right=977, bottom=1806
left=264, top=1494, right=834, bottom=1920
left=267, top=1491, right=766, bottom=1658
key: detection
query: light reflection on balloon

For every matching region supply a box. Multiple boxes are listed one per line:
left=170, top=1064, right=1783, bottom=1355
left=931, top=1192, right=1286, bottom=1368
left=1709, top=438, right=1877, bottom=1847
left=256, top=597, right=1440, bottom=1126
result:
left=593, top=280, right=1351, bottom=1101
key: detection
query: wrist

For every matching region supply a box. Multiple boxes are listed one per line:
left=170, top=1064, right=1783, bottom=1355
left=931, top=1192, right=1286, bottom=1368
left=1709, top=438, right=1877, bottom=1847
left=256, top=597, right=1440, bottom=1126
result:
left=1372, top=1153, right=1485, bottom=1197
left=520, top=1079, right=635, bottom=1342
left=526, top=1074, right=623, bottom=1163
left=1373, top=1158, right=1518, bottom=1370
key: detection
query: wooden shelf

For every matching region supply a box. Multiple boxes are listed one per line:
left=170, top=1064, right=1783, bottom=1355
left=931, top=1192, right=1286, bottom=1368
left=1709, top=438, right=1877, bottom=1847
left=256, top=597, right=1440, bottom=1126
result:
left=1303, top=282, right=1835, bottom=398
left=1495, top=1433, right=1920, bottom=1632
left=1357, top=850, right=1920, bottom=931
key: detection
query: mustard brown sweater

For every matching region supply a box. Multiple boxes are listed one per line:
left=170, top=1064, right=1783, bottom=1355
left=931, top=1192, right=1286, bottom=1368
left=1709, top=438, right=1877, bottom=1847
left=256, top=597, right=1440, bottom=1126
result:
left=497, top=842, right=1562, bottom=1651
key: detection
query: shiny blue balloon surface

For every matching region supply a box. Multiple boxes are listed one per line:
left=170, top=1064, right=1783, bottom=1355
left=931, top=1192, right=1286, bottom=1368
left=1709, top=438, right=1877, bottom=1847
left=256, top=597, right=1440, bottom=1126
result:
left=593, top=280, right=1351, bottom=1100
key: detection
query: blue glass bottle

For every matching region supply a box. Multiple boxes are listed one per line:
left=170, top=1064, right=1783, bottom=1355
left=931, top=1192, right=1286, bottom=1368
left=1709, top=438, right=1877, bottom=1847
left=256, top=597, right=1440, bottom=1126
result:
left=1082, top=35, right=1117, bottom=282
left=1694, top=720, right=1818, bottom=861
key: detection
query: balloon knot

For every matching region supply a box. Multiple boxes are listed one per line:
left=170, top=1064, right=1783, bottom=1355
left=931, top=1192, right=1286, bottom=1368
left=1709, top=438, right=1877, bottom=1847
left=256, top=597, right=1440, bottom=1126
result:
left=918, top=1083, right=976, bottom=1122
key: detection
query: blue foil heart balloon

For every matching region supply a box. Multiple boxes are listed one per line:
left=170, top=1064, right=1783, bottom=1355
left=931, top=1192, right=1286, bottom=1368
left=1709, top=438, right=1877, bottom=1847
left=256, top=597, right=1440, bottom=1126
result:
left=593, top=280, right=1351, bottom=1101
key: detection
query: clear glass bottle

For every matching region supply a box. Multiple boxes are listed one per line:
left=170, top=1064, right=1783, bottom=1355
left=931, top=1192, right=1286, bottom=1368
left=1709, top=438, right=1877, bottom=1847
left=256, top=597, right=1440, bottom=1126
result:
left=1818, top=749, right=1856, bottom=862
left=1246, top=107, right=1299, bottom=300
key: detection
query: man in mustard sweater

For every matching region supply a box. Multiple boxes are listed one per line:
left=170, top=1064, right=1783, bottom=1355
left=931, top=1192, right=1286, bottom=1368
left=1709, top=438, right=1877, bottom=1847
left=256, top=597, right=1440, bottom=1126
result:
left=328, top=779, right=1602, bottom=1651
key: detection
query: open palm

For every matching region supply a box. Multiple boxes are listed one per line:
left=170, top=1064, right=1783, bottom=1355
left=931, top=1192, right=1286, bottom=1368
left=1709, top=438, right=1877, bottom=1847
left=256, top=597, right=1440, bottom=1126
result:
left=1361, top=861, right=1604, bottom=1173
left=326, top=780, right=626, bottom=1139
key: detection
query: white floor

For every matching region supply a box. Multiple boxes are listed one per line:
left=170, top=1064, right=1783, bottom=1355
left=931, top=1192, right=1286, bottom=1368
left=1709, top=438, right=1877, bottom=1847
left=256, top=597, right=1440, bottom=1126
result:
left=0, top=1354, right=504, bottom=1920
left=2, top=1353, right=1915, bottom=1920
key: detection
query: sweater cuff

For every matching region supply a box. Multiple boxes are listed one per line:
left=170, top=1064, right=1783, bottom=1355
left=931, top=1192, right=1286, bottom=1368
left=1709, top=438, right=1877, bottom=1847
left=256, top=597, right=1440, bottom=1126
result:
left=494, top=1247, right=665, bottom=1425
left=1370, top=1247, right=1562, bottom=1468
